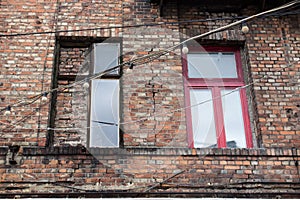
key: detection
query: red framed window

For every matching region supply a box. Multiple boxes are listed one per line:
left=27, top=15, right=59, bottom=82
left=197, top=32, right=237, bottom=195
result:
left=183, top=46, right=253, bottom=148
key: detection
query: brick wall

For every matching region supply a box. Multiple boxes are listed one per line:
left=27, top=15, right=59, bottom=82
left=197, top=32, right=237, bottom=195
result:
left=247, top=16, right=300, bottom=148
left=121, top=0, right=186, bottom=147
left=0, top=0, right=57, bottom=146
left=0, top=0, right=299, bottom=198
left=54, top=46, right=89, bottom=146
left=0, top=147, right=299, bottom=197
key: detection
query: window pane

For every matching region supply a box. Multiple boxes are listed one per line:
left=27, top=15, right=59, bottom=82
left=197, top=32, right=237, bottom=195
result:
left=190, top=89, right=217, bottom=148
left=221, top=89, right=247, bottom=148
left=90, top=79, right=119, bottom=147
left=187, top=52, right=237, bottom=78
left=93, top=43, right=119, bottom=75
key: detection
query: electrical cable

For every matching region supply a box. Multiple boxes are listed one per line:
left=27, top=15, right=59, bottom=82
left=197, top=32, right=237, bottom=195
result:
left=1, top=30, right=299, bottom=132
left=1, top=1, right=299, bottom=196
left=36, top=0, right=61, bottom=143
left=1, top=60, right=299, bottom=133
left=0, top=17, right=243, bottom=38
left=1, top=62, right=298, bottom=132
left=1, top=1, right=299, bottom=113
left=0, top=8, right=299, bottom=38
left=164, top=0, right=300, bottom=56
left=0, top=1, right=299, bottom=132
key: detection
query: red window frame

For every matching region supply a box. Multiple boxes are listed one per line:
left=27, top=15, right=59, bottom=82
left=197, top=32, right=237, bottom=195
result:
left=182, top=46, right=253, bottom=148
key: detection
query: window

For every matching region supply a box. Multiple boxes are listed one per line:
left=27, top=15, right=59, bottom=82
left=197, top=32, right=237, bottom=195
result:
left=183, top=46, right=252, bottom=148
left=88, top=43, right=120, bottom=147
left=51, top=38, right=121, bottom=147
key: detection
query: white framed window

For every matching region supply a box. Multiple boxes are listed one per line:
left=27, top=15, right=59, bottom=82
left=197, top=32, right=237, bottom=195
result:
left=90, top=79, right=119, bottom=147
left=92, top=43, right=120, bottom=75
left=88, top=42, right=120, bottom=147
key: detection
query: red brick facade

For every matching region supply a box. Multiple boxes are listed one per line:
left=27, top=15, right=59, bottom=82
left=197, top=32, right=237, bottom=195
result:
left=0, top=0, right=299, bottom=198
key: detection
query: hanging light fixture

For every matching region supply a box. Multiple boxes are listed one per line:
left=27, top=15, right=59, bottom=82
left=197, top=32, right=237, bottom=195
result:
left=41, top=92, right=48, bottom=102
left=4, top=106, right=11, bottom=116
left=241, top=23, right=249, bottom=34
left=182, top=44, right=189, bottom=54
left=83, top=80, right=90, bottom=89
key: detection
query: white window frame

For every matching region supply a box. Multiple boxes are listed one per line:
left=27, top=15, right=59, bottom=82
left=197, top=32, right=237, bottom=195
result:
left=88, top=42, right=120, bottom=148
left=92, top=43, right=121, bottom=76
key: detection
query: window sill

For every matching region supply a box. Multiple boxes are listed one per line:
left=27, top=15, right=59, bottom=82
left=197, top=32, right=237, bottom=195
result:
left=16, top=146, right=298, bottom=157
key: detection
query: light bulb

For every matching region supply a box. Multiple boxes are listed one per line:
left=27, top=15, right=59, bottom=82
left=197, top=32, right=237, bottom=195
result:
left=129, top=63, right=134, bottom=69
left=41, top=93, right=48, bottom=102
left=126, top=68, right=132, bottom=73
left=182, top=46, right=189, bottom=54
left=217, top=52, right=222, bottom=61
left=83, top=81, right=89, bottom=89
left=4, top=110, right=11, bottom=116
left=4, top=106, right=11, bottom=116
left=241, top=24, right=249, bottom=34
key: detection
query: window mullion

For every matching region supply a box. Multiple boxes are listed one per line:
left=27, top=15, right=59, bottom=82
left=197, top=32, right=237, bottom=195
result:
left=239, top=88, right=253, bottom=148
left=185, top=86, right=195, bottom=148
left=212, top=87, right=227, bottom=148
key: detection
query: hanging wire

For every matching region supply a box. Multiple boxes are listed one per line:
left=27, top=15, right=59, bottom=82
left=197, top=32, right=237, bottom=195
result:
left=1, top=0, right=299, bottom=113
left=36, top=0, right=61, bottom=143
left=0, top=1, right=299, bottom=195
left=0, top=0, right=299, bottom=131
left=0, top=7, right=299, bottom=38
left=1, top=61, right=299, bottom=132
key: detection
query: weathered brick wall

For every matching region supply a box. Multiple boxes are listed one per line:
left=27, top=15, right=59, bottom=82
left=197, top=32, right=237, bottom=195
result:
left=121, top=0, right=186, bottom=147
left=0, top=0, right=57, bottom=146
left=178, top=7, right=245, bottom=41
left=0, top=0, right=299, bottom=198
left=0, top=147, right=299, bottom=197
left=246, top=16, right=300, bottom=148
left=56, top=0, right=123, bottom=37
left=54, top=47, right=89, bottom=146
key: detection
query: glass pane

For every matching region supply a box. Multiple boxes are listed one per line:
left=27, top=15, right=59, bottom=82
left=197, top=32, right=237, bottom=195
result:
left=93, top=43, right=119, bottom=75
left=90, top=79, right=119, bottom=147
left=187, top=52, right=237, bottom=78
left=190, top=89, right=217, bottom=148
left=221, top=89, right=247, bottom=148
